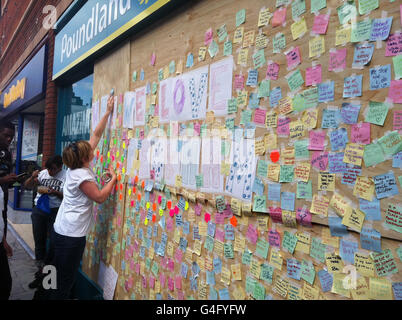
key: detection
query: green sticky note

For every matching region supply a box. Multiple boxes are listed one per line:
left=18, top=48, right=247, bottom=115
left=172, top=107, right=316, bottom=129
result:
left=397, top=246, right=402, bottom=261
left=311, top=0, right=326, bottom=13
left=208, top=40, right=219, bottom=58
left=257, top=79, right=270, bottom=98
left=253, top=49, right=266, bottom=69
left=236, top=9, right=246, bottom=27
left=217, top=24, right=228, bottom=42
left=358, top=0, right=379, bottom=15
left=273, top=33, right=286, bottom=53
left=169, top=60, right=175, bottom=74
left=257, top=160, right=268, bottom=177
left=300, top=260, right=316, bottom=285
left=223, top=40, right=233, bottom=56
left=294, top=139, right=310, bottom=159
left=240, top=109, right=252, bottom=125
left=158, top=69, right=163, bottom=81
left=283, top=231, right=298, bottom=254
left=256, top=238, right=270, bottom=259
left=253, top=195, right=267, bottom=213
left=224, top=242, right=234, bottom=259
left=303, top=87, right=319, bottom=109
left=216, top=195, right=226, bottom=212
left=363, top=143, right=385, bottom=167
left=372, top=249, right=398, bottom=277
left=260, top=264, right=274, bottom=284
left=253, top=282, right=265, bottom=300
left=378, top=131, right=402, bottom=156
left=351, top=19, right=372, bottom=42
left=292, top=93, right=306, bottom=112
left=145, top=257, right=151, bottom=270
left=280, top=165, right=294, bottom=183
left=196, top=175, right=203, bottom=188
left=227, top=98, right=238, bottom=114
left=393, top=55, right=402, bottom=80
left=242, top=251, right=252, bottom=265
left=245, top=275, right=257, bottom=294
left=310, top=237, right=326, bottom=263
left=226, top=118, right=235, bottom=130
left=287, top=69, right=304, bottom=92
left=276, top=0, right=291, bottom=6
left=152, top=82, right=158, bottom=94
left=337, top=2, right=357, bottom=25
left=365, top=101, right=389, bottom=126
left=297, top=180, right=312, bottom=199
left=204, top=236, right=214, bottom=252
left=292, top=0, right=306, bottom=20
left=132, top=71, right=137, bottom=82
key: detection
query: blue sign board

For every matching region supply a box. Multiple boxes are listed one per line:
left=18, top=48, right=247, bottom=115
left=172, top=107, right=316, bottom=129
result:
left=53, top=0, right=171, bottom=80
left=0, top=45, right=46, bottom=118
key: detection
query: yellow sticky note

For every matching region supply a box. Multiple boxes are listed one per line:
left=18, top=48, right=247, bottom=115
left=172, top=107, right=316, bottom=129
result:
left=301, top=109, right=318, bottom=129
left=231, top=263, right=242, bottom=281
left=369, top=277, right=393, bottom=300
left=289, top=120, right=305, bottom=140
left=175, top=175, right=182, bottom=188
left=221, top=266, right=231, bottom=286
left=353, top=176, right=374, bottom=201
left=295, top=232, right=311, bottom=254
left=274, top=276, right=289, bottom=298
left=318, top=172, right=336, bottom=192
left=294, top=162, right=311, bottom=182
left=309, top=36, right=325, bottom=58
left=198, top=221, right=207, bottom=236
left=344, top=143, right=364, bottom=166
left=278, top=96, right=293, bottom=115
left=237, top=48, right=248, bottom=65
left=255, top=33, right=269, bottom=49
left=282, top=210, right=297, bottom=228
left=254, top=139, right=265, bottom=155
left=237, top=90, right=248, bottom=108
left=325, top=252, right=344, bottom=273
left=220, top=162, right=230, bottom=176
left=264, top=132, right=277, bottom=151
left=242, top=30, right=255, bottom=48
left=351, top=277, right=369, bottom=300
left=163, top=66, right=169, bottom=79
left=270, top=249, right=283, bottom=270
left=342, top=208, right=365, bottom=233
left=231, top=198, right=242, bottom=216
left=354, top=253, right=375, bottom=277
left=250, top=258, right=261, bottom=279
left=331, top=273, right=351, bottom=298
left=234, top=234, right=246, bottom=252
left=242, top=201, right=252, bottom=213
left=321, top=227, right=339, bottom=248
left=335, top=25, right=351, bottom=46
left=268, top=163, right=280, bottom=181
left=302, top=283, right=320, bottom=300
left=198, top=47, right=207, bottom=61
left=214, top=240, right=224, bottom=257
left=193, top=239, right=202, bottom=256
left=204, top=255, right=213, bottom=271
left=291, top=17, right=307, bottom=40
left=258, top=8, right=272, bottom=27
left=257, top=216, right=268, bottom=231
left=287, top=283, right=302, bottom=300
left=233, top=27, right=244, bottom=44
left=232, top=286, right=246, bottom=300
left=330, top=193, right=352, bottom=218
left=265, top=112, right=278, bottom=128
left=310, top=194, right=329, bottom=216
left=167, top=241, right=174, bottom=257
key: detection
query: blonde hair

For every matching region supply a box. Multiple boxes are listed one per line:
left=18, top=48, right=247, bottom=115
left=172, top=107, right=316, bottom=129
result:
left=62, top=141, right=93, bottom=169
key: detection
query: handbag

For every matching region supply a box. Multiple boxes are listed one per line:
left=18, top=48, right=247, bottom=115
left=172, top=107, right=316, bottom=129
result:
left=37, top=193, right=51, bottom=214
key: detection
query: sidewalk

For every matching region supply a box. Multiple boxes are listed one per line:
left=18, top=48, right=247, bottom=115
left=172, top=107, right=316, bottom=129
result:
left=6, top=225, right=37, bottom=300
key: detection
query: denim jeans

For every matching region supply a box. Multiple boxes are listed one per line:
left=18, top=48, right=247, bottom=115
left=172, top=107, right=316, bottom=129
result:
left=48, top=228, right=86, bottom=300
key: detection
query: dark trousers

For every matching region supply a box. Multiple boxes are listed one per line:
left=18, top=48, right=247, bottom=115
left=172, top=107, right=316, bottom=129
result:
left=48, top=228, right=86, bottom=300
left=0, top=242, right=12, bottom=300
left=31, top=207, right=58, bottom=262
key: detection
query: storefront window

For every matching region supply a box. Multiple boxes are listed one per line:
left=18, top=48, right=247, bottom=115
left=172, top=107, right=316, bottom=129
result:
left=56, top=74, right=93, bottom=155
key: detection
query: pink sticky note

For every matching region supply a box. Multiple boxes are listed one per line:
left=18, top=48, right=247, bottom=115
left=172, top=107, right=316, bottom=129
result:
left=312, top=14, right=329, bottom=34
left=311, top=151, right=329, bottom=171
left=204, top=212, right=211, bottom=223
left=351, top=123, right=371, bottom=145
left=205, top=28, right=213, bottom=45
left=269, top=207, right=283, bottom=224
left=142, top=275, right=147, bottom=289
left=215, top=228, right=225, bottom=242
left=393, top=111, right=402, bottom=134
left=308, top=130, right=326, bottom=150
left=215, top=213, right=225, bottom=225
left=329, top=48, right=347, bottom=71
left=174, top=249, right=183, bottom=263
left=296, top=208, right=312, bottom=227
left=272, top=7, right=286, bottom=27
left=168, top=259, right=174, bottom=272
left=254, top=109, right=267, bottom=125
left=286, top=47, right=301, bottom=70
left=268, top=230, right=281, bottom=247
left=246, top=224, right=258, bottom=245
left=166, top=217, right=174, bottom=231
left=389, top=80, right=402, bottom=103
left=135, top=263, right=140, bottom=274
left=266, top=62, right=280, bottom=80
left=277, top=117, right=290, bottom=136
left=234, top=74, right=245, bottom=90
left=149, top=276, right=155, bottom=289
left=177, top=290, right=184, bottom=300
left=175, top=276, right=182, bottom=290
left=195, top=204, right=202, bottom=216
left=305, top=64, right=322, bottom=86
left=150, top=53, right=156, bottom=66
left=385, top=34, right=402, bottom=57
left=168, top=277, right=174, bottom=291
left=194, top=121, right=201, bottom=136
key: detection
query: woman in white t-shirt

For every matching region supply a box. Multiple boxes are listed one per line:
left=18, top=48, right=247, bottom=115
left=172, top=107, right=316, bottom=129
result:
left=50, top=95, right=116, bottom=300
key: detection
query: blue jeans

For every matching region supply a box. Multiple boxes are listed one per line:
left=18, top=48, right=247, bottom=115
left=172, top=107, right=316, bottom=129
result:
left=48, top=228, right=86, bottom=300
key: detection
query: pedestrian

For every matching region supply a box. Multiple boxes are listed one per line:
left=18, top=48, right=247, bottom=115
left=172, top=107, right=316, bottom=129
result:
left=24, top=155, right=66, bottom=289
left=0, top=120, right=18, bottom=300
left=49, top=95, right=116, bottom=300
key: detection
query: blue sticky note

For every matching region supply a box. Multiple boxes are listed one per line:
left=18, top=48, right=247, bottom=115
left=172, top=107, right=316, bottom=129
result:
left=246, top=69, right=259, bottom=87
left=206, top=270, right=215, bottom=286
left=225, top=224, right=235, bottom=241
left=140, top=69, right=145, bottom=81
left=353, top=43, right=374, bottom=66
left=213, top=257, right=222, bottom=274
left=219, top=288, right=230, bottom=300
left=343, top=75, right=363, bottom=98
left=370, top=17, right=393, bottom=41
left=360, top=227, right=382, bottom=253
left=321, top=109, right=340, bottom=129
left=181, top=262, right=188, bottom=278
left=209, top=287, right=218, bottom=300
left=392, top=282, right=402, bottom=301
left=207, top=222, right=216, bottom=237
left=318, top=81, right=335, bottom=102
left=340, top=240, right=358, bottom=264
left=341, top=165, right=362, bottom=185
left=156, top=293, right=162, bottom=300
left=252, top=177, right=265, bottom=196
left=328, top=216, right=348, bottom=237
left=248, top=93, right=260, bottom=109
left=359, top=198, right=381, bottom=221
left=183, top=221, right=190, bottom=235
left=318, top=269, right=333, bottom=292
left=328, top=152, right=347, bottom=173
left=370, top=65, right=391, bottom=91
left=373, top=172, right=399, bottom=199
left=186, top=53, right=194, bottom=68
left=287, top=259, right=301, bottom=280
left=192, top=261, right=200, bottom=276
left=269, top=87, right=282, bottom=107
left=392, top=152, right=402, bottom=168
left=329, top=128, right=348, bottom=151
left=268, top=183, right=281, bottom=202
left=281, top=192, right=295, bottom=211
left=340, top=103, right=361, bottom=124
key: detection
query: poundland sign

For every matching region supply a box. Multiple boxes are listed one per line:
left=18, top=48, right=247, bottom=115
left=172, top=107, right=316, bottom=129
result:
left=53, top=0, right=170, bottom=80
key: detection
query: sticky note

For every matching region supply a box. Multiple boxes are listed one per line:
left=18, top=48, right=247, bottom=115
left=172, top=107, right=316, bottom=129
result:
left=358, top=0, right=378, bottom=15
left=297, top=181, right=312, bottom=199
left=370, top=65, right=391, bottom=90
left=236, top=9, right=246, bottom=27
left=311, top=151, right=329, bottom=171
left=370, top=17, right=393, bottom=42
left=389, top=80, right=402, bottom=103
left=311, top=0, right=326, bottom=13
left=373, top=172, right=399, bottom=199
left=337, top=2, right=356, bottom=25
left=318, top=172, right=335, bottom=192
left=291, top=17, right=307, bottom=40
left=233, top=27, right=244, bottom=44
left=279, top=165, right=294, bottom=183
left=352, top=43, right=374, bottom=67
left=385, top=33, right=402, bottom=57
left=340, top=239, right=358, bottom=264
left=287, top=259, right=302, bottom=280
left=351, top=122, right=370, bottom=145
left=354, top=253, right=375, bottom=277
left=313, top=14, right=329, bottom=34
left=309, top=36, right=325, bottom=58
left=378, top=131, right=402, bottom=157
left=318, top=269, right=333, bottom=292
left=353, top=175, right=375, bottom=201
left=328, top=152, right=347, bottom=173
left=343, top=75, right=363, bottom=98
left=325, top=252, right=344, bottom=273
left=341, top=102, right=360, bottom=124
left=272, top=7, right=286, bottom=27
left=369, top=278, right=393, bottom=300
left=310, top=237, right=326, bottom=263
left=273, top=32, right=286, bottom=53
left=286, top=69, right=304, bottom=92
left=321, top=109, right=340, bottom=129
left=329, top=48, right=347, bottom=72
left=310, top=194, right=329, bottom=216
left=281, top=192, right=295, bottom=211
left=360, top=227, right=381, bottom=252
left=301, top=260, right=316, bottom=285
left=359, top=197, right=381, bottom=220
left=351, top=19, right=372, bottom=43
left=384, top=203, right=402, bottom=234
left=335, top=25, right=351, bottom=46
left=306, top=64, right=322, bottom=86
left=344, top=143, right=364, bottom=166
left=331, top=273, right=350, bottom=298
left=258, top=8, right=272, bottom=27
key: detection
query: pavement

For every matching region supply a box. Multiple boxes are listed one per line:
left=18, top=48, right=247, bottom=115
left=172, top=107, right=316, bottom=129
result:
left=6, top=225, right=38, bottom=300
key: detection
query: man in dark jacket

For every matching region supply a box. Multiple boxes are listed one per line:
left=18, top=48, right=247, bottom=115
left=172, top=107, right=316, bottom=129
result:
left=0, top=120, right=17, bottom=300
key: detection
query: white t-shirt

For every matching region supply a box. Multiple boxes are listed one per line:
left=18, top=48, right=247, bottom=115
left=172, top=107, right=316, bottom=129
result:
left=53, top=167, right=96, bottom=237
left=34, top=169, right=66, bottom=208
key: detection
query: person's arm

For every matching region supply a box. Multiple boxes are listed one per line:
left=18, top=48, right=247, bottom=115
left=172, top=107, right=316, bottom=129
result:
left=79, top=165, right=117, bottom=204
left=48, top=188, right=63, bottom=199
left=0, top=174, right=17, bottom=186
left=89, top=95, right=114, bottom=151
left=24, top=170, right=40, bottom=190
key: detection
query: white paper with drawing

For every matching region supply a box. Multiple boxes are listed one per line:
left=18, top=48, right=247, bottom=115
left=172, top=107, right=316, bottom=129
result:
left=150, top=133, right=166, bottom=182
left=158, top=78, right=172, bottom=123
left=201, top=135, right=224, bottom=193
left=134, top=86, right=146, bottom=126
left=138, top=138, right=151, bottom=179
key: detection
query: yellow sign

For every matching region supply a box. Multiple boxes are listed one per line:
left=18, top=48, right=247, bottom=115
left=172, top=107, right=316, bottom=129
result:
left=3, top=78, right=26, bottom=108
